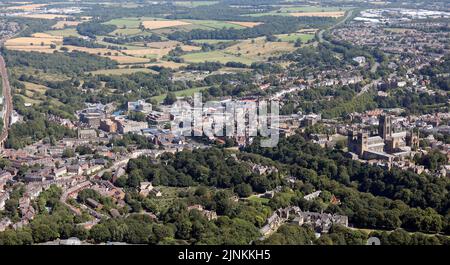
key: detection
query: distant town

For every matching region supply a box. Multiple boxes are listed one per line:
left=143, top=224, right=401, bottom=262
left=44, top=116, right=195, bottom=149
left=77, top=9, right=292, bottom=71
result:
left=0, top=0, right=448, bottom=246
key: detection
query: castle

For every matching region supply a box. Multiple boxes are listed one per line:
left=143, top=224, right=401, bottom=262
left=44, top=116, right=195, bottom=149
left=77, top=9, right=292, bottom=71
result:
left=348, top=114, right=419, bottom=163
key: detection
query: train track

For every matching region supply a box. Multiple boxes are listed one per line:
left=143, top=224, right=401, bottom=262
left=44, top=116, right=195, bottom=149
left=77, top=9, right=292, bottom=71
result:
left=0, top=52, right=13, bottom=149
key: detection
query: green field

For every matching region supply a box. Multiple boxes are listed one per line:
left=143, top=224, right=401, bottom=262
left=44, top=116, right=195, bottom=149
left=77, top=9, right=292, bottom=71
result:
left=104, top=17, right=245, bottom=34
left=88, top=68, right=158, bottom=76
left=247, top=195, right=270, bottom=204
left=278, top=6, right=347, bottom=12
left=104, top=17, right=145, bottom=28
left=151, top=86, right=209, bottom=103
left=191, top=39, right=235, bottom=44
left=183, top=19, right=245, bottom=30
left=111, top=28, right=144, bottom=36
left=182, top=50, right=255, bottom=65
left=276, top=33, right=314, bottom=42
left=12, top=67, right=71, bottom=82
left=45, top=28, right=81, bottom=37
left=96, top=37, right=147, bottom=50
left=246, top=6, right=349, bottom=17
left=174, top=1, right=219, bottom=7
left=18, top=94, right=42, bottom=105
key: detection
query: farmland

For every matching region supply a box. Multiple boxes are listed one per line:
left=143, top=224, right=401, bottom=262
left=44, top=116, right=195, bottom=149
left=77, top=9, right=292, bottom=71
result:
left=276, top=33, right=315, bottom=42
left=141, top=20, right=192, bottom=30
left=247, top=6, right=349, bottom=17
left=181, top=50, right=255, bottom=65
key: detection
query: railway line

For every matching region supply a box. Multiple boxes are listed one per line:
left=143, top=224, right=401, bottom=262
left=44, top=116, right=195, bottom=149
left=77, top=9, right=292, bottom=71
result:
left=0, top=52, right=12, bottom=149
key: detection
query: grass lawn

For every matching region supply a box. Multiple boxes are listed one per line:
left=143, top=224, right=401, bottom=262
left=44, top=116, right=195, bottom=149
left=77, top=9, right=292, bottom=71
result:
left=152, top=86, right=209, bottom=103
left=276, top=33, right=314, bottom=42
left=247, top=195, right=270, bottom=204
left=182, top=50, right=255, bottom=65
left=88, top=68, right=158, bottom=76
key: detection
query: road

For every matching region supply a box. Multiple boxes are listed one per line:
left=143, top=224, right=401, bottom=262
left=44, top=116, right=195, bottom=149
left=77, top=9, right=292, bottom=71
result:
left=317, top=9, right=354, bottom=44
left=0, top=53, right=12, bottom=149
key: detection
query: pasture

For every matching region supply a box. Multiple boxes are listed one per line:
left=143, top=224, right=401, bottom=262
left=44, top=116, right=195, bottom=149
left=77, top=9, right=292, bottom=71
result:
left=224, top=37, right=296, bottom=61
left=276, top=33, right=315, bottom=42
left=182, top=50, right=255, bottom=65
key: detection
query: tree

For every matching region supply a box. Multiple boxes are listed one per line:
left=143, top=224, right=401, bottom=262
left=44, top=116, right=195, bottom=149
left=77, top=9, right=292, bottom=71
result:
left=31, top=224, right=59, bottom=242
left=89, top=224, right=111, bottom=243
left=163, top=92, right=177, bottom=105
left=153, top=224, right=174, bottom=241
left=62, top=148, right=75, bottom=158
left=387, top=229, right=411, bottom=245
left=234, top=183, right=252, bottom=198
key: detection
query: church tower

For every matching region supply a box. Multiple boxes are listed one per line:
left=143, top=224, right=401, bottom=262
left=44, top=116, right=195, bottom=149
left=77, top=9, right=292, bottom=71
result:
left=379, top=115, right=392, bottom=139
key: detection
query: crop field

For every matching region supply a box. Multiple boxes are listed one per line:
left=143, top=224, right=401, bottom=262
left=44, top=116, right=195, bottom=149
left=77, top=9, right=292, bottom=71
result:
left=182, top=19, right=245, bottom=30
left=277, top=6, right=347, bottom=12
left=5, top=33, right=63, bottom=52
left=224, top=37, right=296, bottom=60
left=141, top=20, right=192, bottom=30
left=18, top=14, right=71, bottom=20
left=5, top=3, right=47, bottom=11
left=63, top=45, right=121, bottom=55
left=107, top=55, right=150, bottom=64
left=5, top=33, right=62, bottom=46
left=51, top=21, right=82, bottom=29
left=122, top=47, right=173, bottom=58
